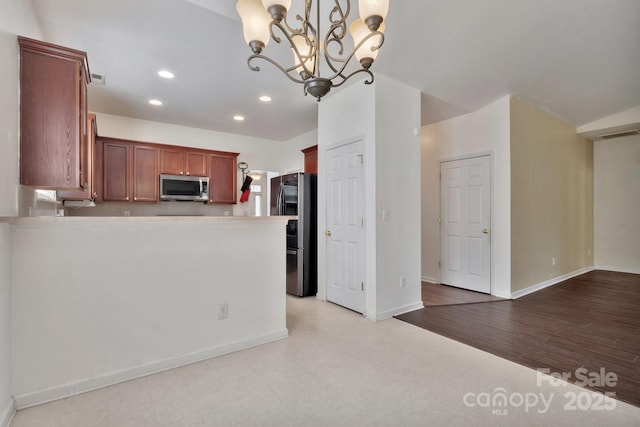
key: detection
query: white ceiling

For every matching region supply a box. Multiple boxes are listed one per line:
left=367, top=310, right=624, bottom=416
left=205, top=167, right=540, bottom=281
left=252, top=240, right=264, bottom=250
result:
left=29, top=0, right=640, bottom=141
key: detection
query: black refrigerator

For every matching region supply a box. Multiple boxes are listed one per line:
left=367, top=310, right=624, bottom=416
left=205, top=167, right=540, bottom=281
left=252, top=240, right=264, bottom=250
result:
left=270, top=172, right=317, bottom=297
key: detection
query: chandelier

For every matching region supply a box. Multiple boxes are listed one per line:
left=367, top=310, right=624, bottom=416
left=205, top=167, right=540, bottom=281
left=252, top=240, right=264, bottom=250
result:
left=236, top=0, right=389, bottom=101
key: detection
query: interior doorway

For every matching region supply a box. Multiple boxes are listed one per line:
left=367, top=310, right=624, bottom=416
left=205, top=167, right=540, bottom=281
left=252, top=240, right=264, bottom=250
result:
left=440, top=155, right=492, bottom=294
left=325, top=140, right=366, bottom=313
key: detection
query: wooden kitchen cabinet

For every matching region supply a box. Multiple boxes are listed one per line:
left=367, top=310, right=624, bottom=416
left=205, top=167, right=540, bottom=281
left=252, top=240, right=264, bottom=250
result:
left=102, top=140, right=131, bottom=202
left=132, top=145, right=159, bottom=202
left=19, top=36, right=91, bottom=189
left=99, top=138, right=158, bottom=202
left=302, top=145, right=318, bottom=175
left=58, top=113, right=97, bottom=200
left=208, top=151, right=239, bottom=204
left=186, top=150, right=207, bottom=176
left=160, top=147, right=207, bottom=176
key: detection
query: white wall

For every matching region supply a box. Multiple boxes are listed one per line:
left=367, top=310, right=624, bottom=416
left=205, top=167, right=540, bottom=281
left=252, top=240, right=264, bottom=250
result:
left=0, top=2, right=43, bottom=423
left=9, top=216, right=288, bottom=408
left=0, top=1, right=43, bottom=216
left=281, top=129, right=318, bottom=174
left=373, top=75, right=423, bottom=318
left=594, top=134, right=640, bottom=273
left=318, top=74, right=422, bottom=320
left=0, top=224, right=12, bottom=426
left=421, top=96, right=511, bottom=298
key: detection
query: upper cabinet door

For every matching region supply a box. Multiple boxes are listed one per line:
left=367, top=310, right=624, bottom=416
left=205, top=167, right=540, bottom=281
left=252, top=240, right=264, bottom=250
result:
left=19, top=36, right=90, bottom=189
left=132, top=145, right=158, bottom=202
left=160, top=147, right=185, bottom=175
left=186, top=150, right=207, bottom=177
left=302, top=145, right=318, bottom=175
left=57, top=113, right=97, bottom=201
left=102, top=141, right=131, bottom=202
left=208, top=152, right=239, bottom=204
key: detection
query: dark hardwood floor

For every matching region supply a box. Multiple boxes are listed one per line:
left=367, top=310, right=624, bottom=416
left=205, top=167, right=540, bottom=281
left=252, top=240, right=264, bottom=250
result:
left=422, top=281, right=506, bottom=306
left=397, top=270, right=640, bottom=408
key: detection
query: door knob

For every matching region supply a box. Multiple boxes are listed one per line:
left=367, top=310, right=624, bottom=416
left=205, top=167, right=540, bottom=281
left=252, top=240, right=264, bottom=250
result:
left=482, top=228, right=490, bottom=234
left=325, top=230, right=332, bottom=236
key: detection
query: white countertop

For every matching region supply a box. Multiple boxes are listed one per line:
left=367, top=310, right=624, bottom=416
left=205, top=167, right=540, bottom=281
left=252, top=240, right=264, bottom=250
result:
left=0, top=215, right=296, bottom=224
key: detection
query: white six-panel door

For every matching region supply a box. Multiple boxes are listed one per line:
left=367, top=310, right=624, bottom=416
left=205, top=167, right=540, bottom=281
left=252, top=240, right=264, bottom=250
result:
left=326, top=140, right=365, bottom=313
left=440, top=155, right=492, bottom=294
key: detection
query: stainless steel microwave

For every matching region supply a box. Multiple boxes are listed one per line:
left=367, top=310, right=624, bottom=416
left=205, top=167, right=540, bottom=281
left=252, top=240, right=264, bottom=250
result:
left=159, top=174, right=209, bottom=202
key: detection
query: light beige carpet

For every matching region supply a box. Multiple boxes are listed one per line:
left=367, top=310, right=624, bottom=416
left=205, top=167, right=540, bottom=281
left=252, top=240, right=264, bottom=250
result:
left=11, top=296, right=640, bottom=426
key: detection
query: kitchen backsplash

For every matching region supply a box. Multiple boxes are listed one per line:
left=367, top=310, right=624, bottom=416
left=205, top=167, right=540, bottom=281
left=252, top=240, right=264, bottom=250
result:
left=66, top=201, right=234, bottom=217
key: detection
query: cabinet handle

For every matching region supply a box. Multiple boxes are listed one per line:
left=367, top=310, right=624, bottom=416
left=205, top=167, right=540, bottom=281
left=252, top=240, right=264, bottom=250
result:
left=186, top=172, right=190, bottom=176
left=125, top=197, right=129, bottom=201
left=134, top=197, right=137, bottom=201
left=180, top=171, right=184, bottom=175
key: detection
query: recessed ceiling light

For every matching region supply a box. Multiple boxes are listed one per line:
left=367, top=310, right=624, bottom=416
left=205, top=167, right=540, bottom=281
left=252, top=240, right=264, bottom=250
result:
left=233, top=115, right=245, bottom=121
left=259, top=95, right=272, bottom=103
left=158, top=70, right=174, bottom=79
left=149, top=99, right=163, bottom=106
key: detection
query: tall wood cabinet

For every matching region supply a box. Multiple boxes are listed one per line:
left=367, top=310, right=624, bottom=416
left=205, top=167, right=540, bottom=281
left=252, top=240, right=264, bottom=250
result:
left=208, top=152, right=239, bottom=204
left=302, top=145, right=318, bottom=175
left=19, top=36, right=91, bottom=189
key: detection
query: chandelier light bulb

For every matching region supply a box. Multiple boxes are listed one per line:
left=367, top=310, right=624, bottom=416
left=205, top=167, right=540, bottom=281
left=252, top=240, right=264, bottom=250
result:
left=291, top=35, right=316, bottom=79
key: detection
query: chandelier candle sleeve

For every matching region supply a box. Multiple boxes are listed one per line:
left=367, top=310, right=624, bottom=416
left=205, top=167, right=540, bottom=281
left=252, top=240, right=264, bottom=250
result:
left=236, top=0, right=388, bottom=101
left=358, top=0, right=388, bottom=30
left=350, top=20, right=385, bottom=67
left=236, top=0, right=272, bottom=53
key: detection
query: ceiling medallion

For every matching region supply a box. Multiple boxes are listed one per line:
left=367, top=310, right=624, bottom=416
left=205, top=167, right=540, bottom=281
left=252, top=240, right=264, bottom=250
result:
left=237, top=0, right=388, bottom=101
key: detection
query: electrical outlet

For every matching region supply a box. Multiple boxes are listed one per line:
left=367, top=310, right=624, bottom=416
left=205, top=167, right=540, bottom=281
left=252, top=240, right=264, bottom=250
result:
left=123, top=211, right=130, bottom=217
left=218, top=303, right=228, bottom=320
left=400, top=276, right=406, bottom=288
left=552, top=257, right=557, bottom=266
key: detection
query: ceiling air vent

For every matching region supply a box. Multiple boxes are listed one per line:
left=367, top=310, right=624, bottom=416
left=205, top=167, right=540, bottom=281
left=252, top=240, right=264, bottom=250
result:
left=598, top=129, right=639, bottom=140
left=90, top=73, right=106, bottom=85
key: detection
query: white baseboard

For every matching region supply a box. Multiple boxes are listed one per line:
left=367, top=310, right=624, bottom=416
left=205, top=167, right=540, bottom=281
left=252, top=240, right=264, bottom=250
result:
left=366, top=301, right=424, bottom=321
left=421, top=276, right=438, bottom=284
left=14, top=329, right=289, bottom=410
left=595, top=265, right=640, bottom=275
left=0, top=398, right=15, bottom=427
left=510, top=266, right=595, bottom=299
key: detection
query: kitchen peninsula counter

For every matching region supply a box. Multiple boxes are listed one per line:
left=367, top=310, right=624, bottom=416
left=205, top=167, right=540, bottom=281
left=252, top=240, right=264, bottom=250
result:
left=4, top=215, right=290, bottom=409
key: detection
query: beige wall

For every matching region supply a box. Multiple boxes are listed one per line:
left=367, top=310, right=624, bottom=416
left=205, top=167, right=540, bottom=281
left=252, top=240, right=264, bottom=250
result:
left=510, top=98, right=594, bottom=293
left=594, top=134, right=640, bottom=273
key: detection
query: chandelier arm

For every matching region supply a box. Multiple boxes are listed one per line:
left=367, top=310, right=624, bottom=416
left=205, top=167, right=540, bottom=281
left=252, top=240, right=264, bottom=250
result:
left=331, top=68, right=375, bottom=89
left=328, top=1, right=349, bottom=36
left=265, top=19, right=318, bottom=78
left=247, top=54, right=307, bottom=84
left=323, top=30, right=385, bottom=78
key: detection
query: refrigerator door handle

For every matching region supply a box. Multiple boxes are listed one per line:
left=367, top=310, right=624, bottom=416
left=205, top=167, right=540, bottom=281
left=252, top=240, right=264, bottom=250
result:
left=278, top=183, right=285, bottom=216
left=286, top=249, right=297, bottom=255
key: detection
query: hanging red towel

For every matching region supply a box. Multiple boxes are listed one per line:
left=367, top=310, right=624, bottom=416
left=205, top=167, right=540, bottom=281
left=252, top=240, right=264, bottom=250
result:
left=239, top=176, right=253, bottom=203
